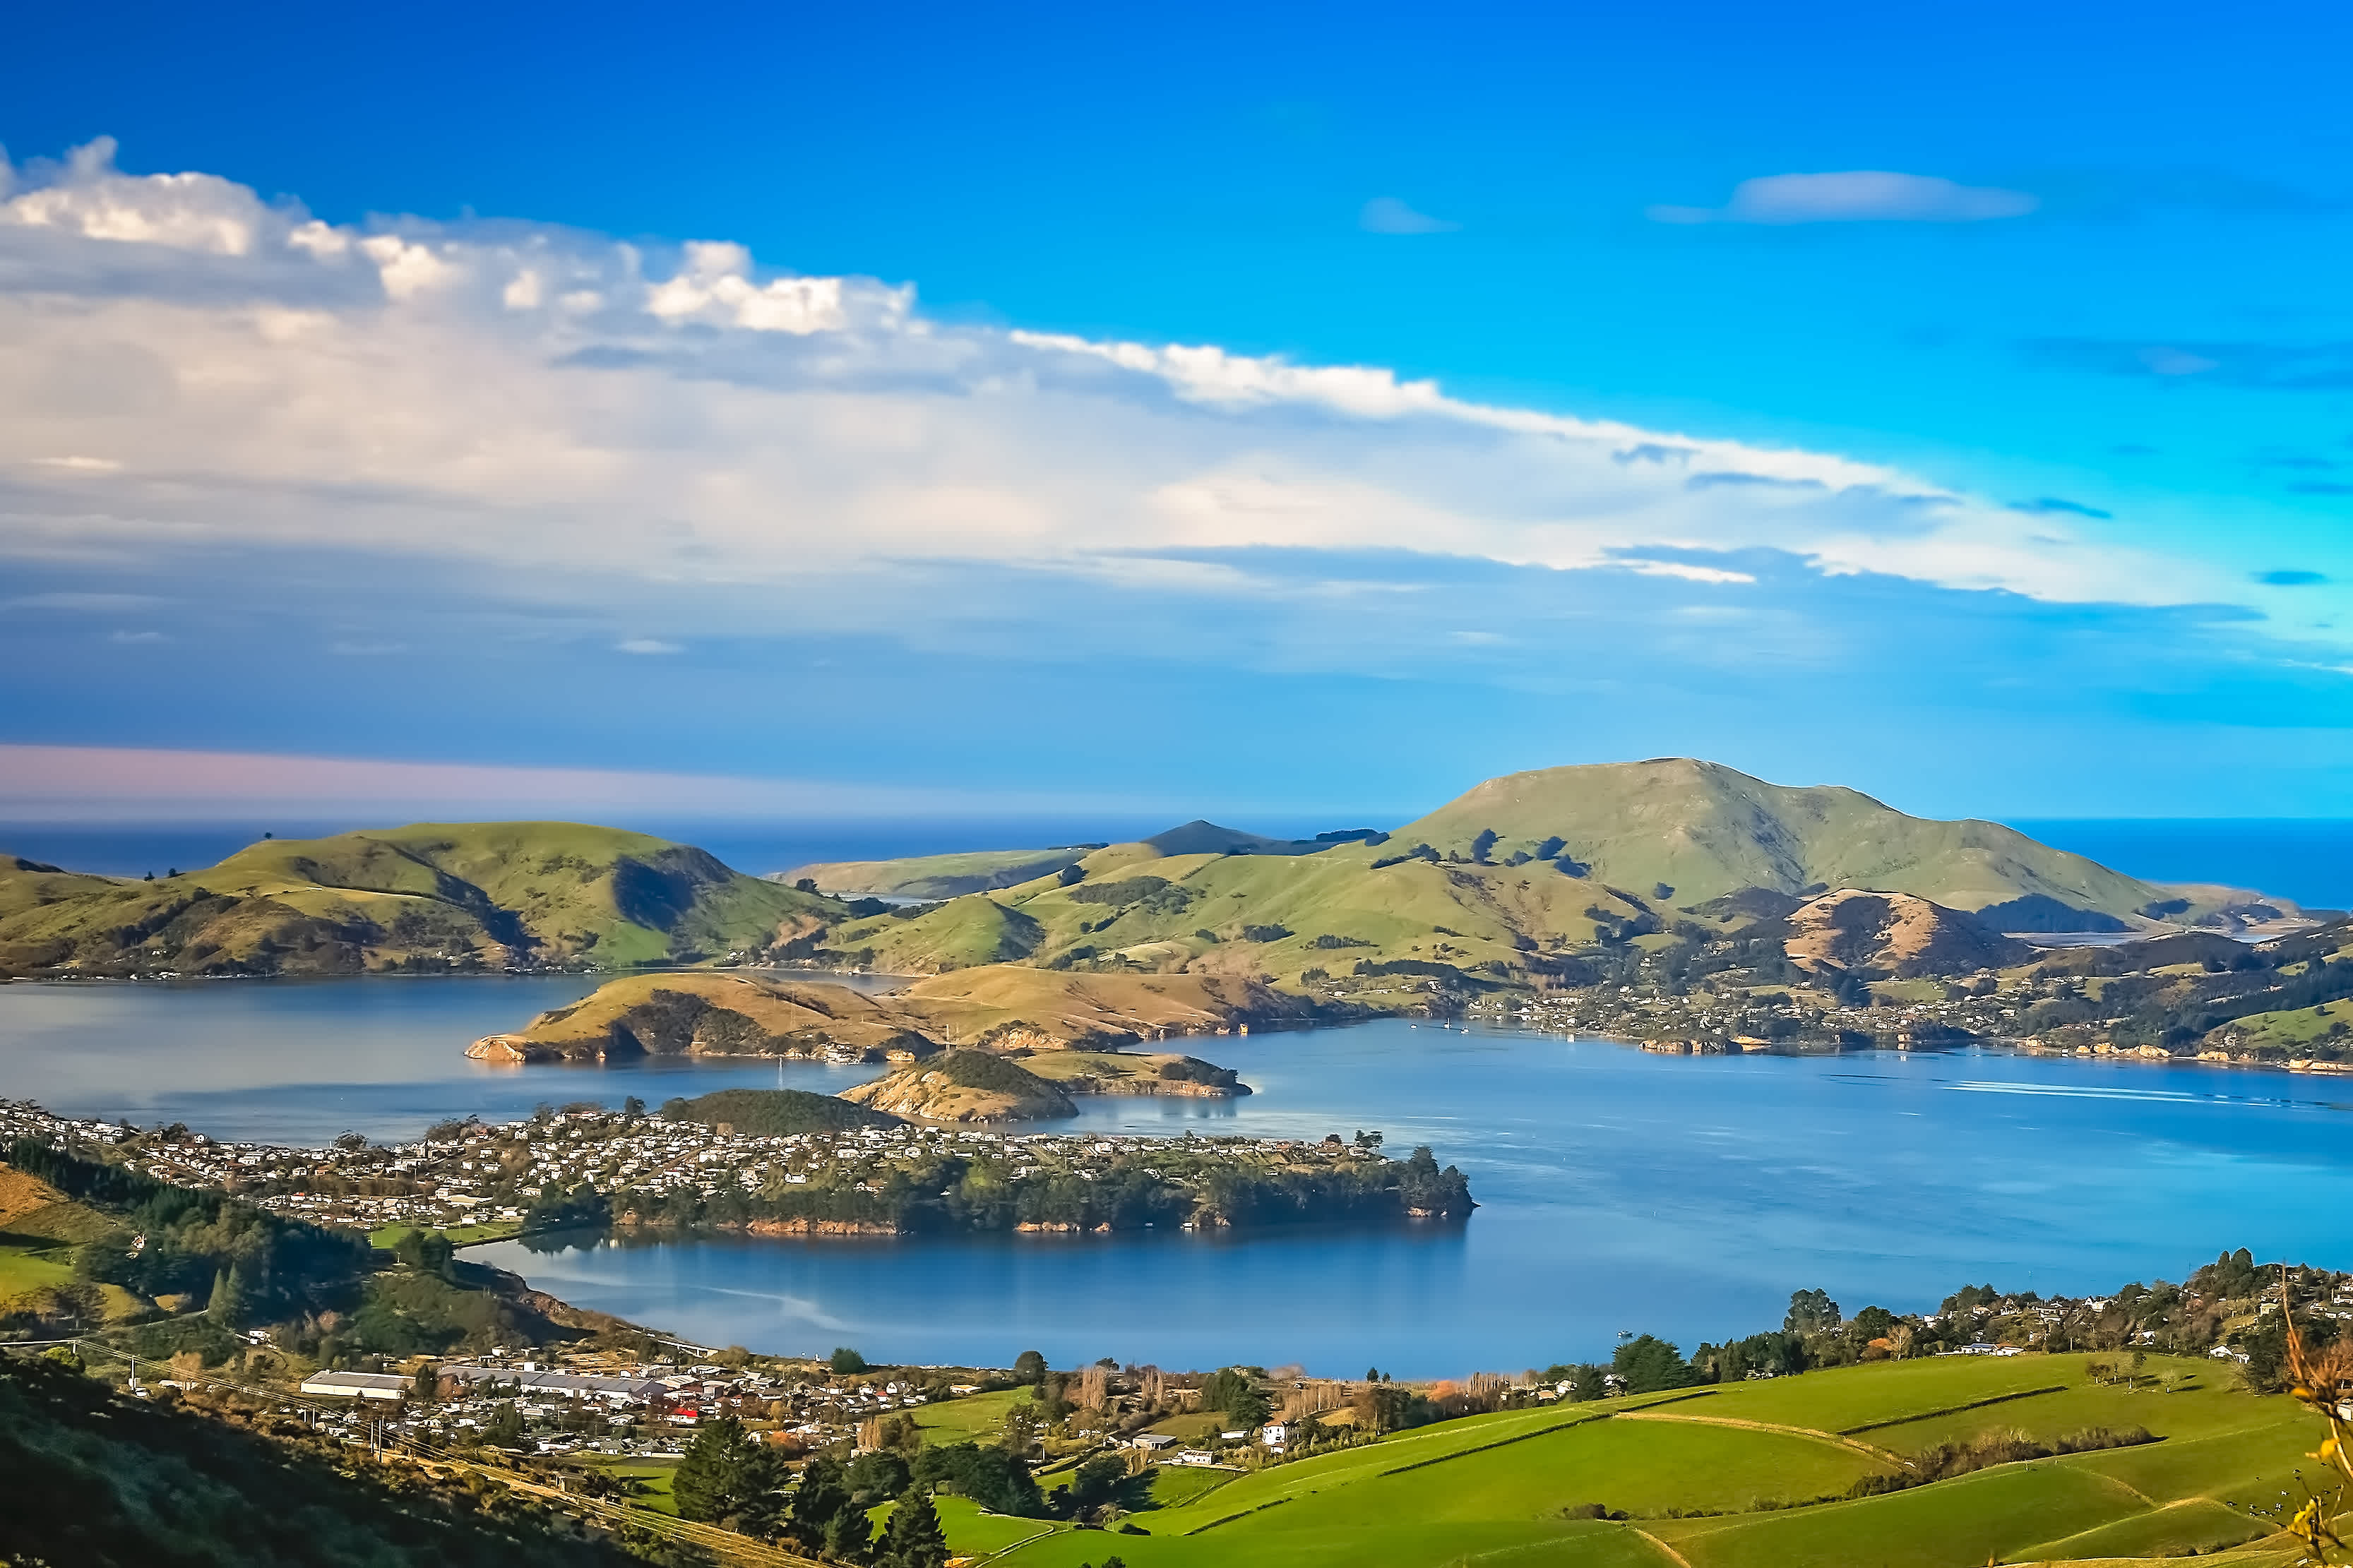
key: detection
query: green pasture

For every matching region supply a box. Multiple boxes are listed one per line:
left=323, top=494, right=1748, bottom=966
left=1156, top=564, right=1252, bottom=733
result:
left=575, top=1456, right=679, bottom=1515
left=943, top=1354, right=2317, bottom=1568
left=1140, top=1466, right=1234, bottom=1508
left=367, top=1221, right=524, bottom=1250
left=0, top=1238, right=76, bottom=1299
left=915, top=1386, right=1029, bottom=1443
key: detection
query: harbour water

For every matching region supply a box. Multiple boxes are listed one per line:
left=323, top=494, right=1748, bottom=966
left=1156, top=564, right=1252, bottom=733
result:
left=4, top=975, right=2348, bottom=1375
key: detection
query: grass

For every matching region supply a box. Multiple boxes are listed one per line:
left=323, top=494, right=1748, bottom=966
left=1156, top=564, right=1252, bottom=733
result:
left=2220, top=995, right=2353, bottom=1053
left=0, top=819, right=835, bottom=976
left=914, top=1387, right=1030, bottom=1444
left=577, top=1456, right=679, bottom=1515
left=1141, top=1466, right=1235, bottom=1509
left=368, top=1221, right=525, bottom=1250
left=784, top=848, right=1094, bottom=901
left=0, top=1239, right=77, bottom=1298
left=939, top=1355, right=2318, bottom=1568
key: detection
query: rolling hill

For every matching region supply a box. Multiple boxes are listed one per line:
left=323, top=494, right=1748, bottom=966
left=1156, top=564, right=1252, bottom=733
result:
left=0, top=822, right=839, bottom=977
left=797, top=760, right=2310, bottom=991
left=1388, top=757, right=2173, bottom=919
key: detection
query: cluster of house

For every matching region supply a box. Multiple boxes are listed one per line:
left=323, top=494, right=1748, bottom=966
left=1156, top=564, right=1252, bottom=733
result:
left=0, top=1099, right=1352, bottom=1236
left=293, top=1349, right=949, bottom=1456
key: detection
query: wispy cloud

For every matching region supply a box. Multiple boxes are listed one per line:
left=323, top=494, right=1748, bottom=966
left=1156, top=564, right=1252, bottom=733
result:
left=0, top=743, right=1148, bottom=822
left=615, top=638, right=684, bottom=655
left=1651, top=172, right=2039, bottom=225
left=2009, top=497, right=2112, bottom=520
left=1359, top=196, right=1460, bottom=235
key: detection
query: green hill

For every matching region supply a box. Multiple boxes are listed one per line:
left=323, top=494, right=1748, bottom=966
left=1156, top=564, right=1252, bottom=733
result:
left=952, top=1353, right=2311, bottom=1568
left=657, top=1086, right=905, bottom=1135
left=0, top=822, right=839, bottom=977
left=796, top=760, right=2316, bottom=995
left=781, top=844, right=1098, bottom=899
left=1393, top=758, right=2171, bottom=922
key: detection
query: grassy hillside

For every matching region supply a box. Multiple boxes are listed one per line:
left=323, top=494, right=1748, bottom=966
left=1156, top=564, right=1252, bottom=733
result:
left=1394, top=758, right=2174, bottom=922
left=898, top=967, right=1321, bottom=1046
left=963, top=1353, right=2311, bottom=1568
left=0, top=821, right=838, bottom=977
left=781, top=846, right=1097, bottom=899
left=657, top=1086, right=905, bottom=1135
left=824, top=893, right=1044, bottom=972
left=477, top=971, right=940, bottom=1062
left=818, top=840, right=1655, bottom=993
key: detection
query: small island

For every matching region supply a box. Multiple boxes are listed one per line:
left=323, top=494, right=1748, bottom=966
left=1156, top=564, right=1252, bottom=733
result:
left=470, top=970, right=1261, bottom=1120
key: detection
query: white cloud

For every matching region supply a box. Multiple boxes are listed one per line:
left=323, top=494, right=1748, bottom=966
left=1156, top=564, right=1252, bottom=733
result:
left=616, top=638, right=684, bottom=655
left=1652, top=171, right=2039, bottom=225
left=0, top=137, right=2232, bottom=626
left=1359, top=196, right=1460, bottom=235
left=0, top=743, right=1140, bottom=822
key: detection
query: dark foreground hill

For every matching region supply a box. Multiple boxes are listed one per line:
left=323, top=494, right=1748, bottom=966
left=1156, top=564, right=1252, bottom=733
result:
left=0, top=1351, right=652, bottom=1568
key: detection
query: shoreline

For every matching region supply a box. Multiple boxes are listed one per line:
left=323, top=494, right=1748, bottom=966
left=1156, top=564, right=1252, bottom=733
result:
left=1455, top=1018, right=2353, bottom=1079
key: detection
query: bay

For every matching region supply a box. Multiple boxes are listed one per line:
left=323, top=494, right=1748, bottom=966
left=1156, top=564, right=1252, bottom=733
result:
left=4, top=976, right=2349, bottom=1377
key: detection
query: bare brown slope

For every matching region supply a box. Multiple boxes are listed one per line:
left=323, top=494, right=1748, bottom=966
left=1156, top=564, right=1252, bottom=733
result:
left=1780, top=890, right=2035, bottom=978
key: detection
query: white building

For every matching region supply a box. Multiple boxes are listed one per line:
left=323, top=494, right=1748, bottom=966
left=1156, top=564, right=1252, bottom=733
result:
left=300, top=1371, right=407, bottom=1402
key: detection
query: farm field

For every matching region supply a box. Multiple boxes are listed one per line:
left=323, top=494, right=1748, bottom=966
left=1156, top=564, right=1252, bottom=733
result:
left=916, top=1386, right=1030, bottom=1442
left=950, top=1355, right=2317, bottom=1568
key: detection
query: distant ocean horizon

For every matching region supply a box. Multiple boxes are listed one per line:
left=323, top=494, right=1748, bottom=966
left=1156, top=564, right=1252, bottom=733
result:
left=5, top=815, right=2352, bottom=912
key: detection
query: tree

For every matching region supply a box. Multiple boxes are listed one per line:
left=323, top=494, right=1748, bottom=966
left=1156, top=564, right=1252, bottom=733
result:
left=673, top=1416, right=787, bottom=1534
left=1785, top=1287, right=1842, bottom=1335
left=410, top=1362, right=437, bottom=1403
left=846, top=1448, right=912, bottom=1505
left=876, top=1485, right=947, bottom=1568
left=1612, top=1335, right=1691, bottom=1394
left=1201, top=1367, right=1269, bottom=1426
left=822, top=1504, right=871, bottom=1560
left=206, top=1263, right=250, bottom=1328
left=795, top=878, right=820, bottom=893
left=1063, top=1455, right=1130, bottom=1516
left=1850, top=1305, right=1898, bottom=1343
left=1012, top=1349, right=1047, bottom=1385
left=623, top=1096, right=646, bottom=1118
left=788, top=1456, right=852, bottom=1550
left=830, top=1346, right=870, bottom=1375
left=912, top=1442, right=1043, bottom=1516
left=484, top=1400, right=524, bottom=1448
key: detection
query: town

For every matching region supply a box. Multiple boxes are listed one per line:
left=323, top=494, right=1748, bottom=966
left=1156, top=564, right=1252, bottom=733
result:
left=0, top=1097, right=1468, bottom=1238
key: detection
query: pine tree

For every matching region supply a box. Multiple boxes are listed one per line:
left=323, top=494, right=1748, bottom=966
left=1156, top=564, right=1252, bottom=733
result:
left=876, top=1485, right=946, bottom=1568
left=823, top=1503, right=872, bottom=1561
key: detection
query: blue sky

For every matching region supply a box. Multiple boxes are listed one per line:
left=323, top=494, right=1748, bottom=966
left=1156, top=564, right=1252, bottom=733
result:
left=1, top=0, right=2349, bottom=832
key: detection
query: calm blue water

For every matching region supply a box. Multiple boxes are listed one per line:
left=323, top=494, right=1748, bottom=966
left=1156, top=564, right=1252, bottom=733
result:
left=2015, top=818, right=2353, bottom=911
left=4, top=976, right=2350, bottom=1377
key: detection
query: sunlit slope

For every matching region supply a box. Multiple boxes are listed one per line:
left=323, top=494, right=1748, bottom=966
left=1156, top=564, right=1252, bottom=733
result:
left=899, top=966, right=1316, bottom=1044
left=780, top=846, right=1095, bottom=899
left=965, top=1355, right=2307, bottom=1568
left=1395, top=758, right=2171, bottom=918
left=0, top=822, right=836, bottom=975
left=477, top=971, right=940, bottom=1061
left=821, top=842, right=1653, bottom=982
